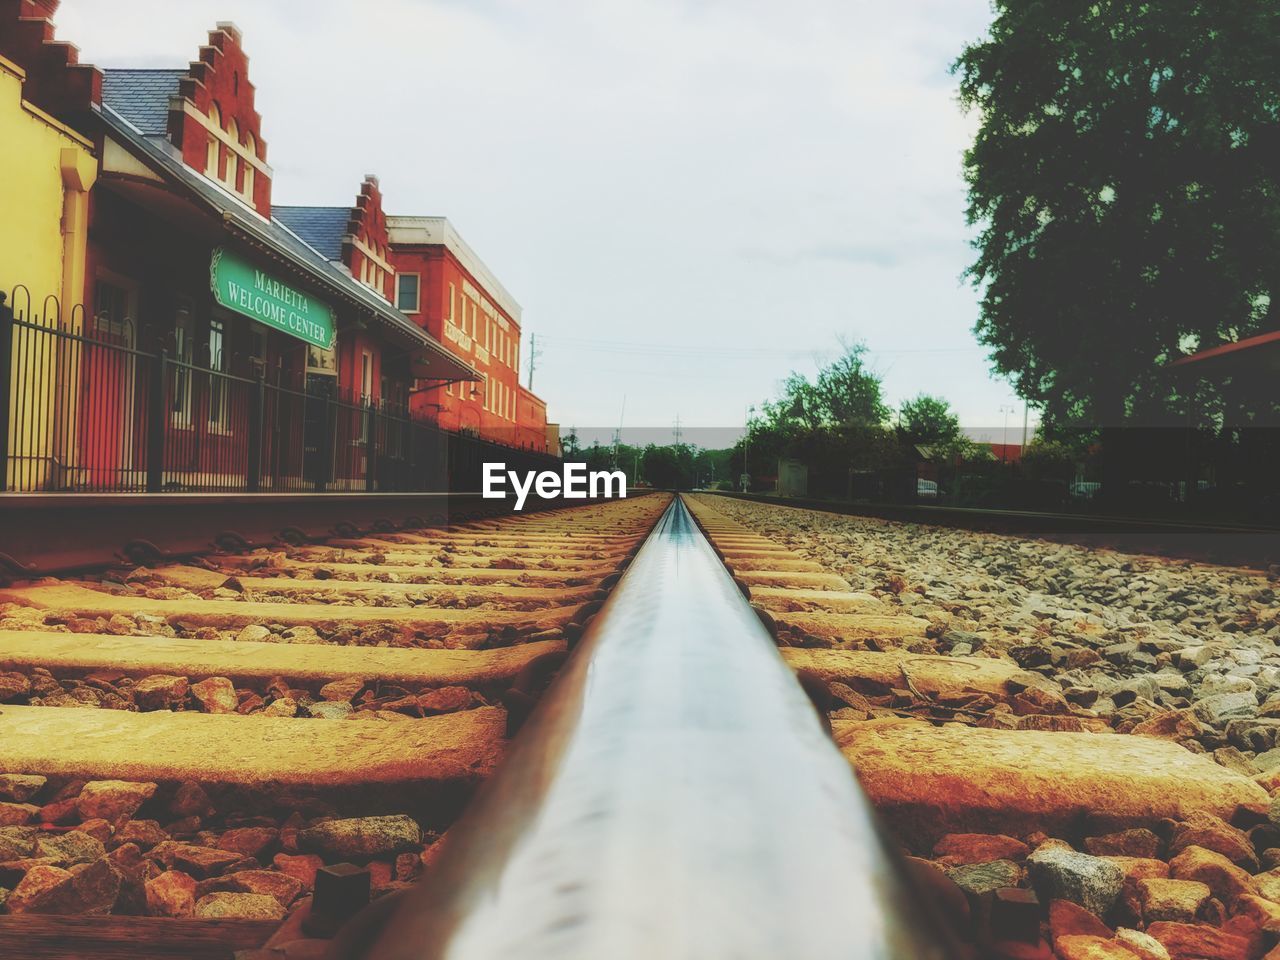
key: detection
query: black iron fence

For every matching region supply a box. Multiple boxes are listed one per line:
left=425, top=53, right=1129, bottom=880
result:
left=1, top=287, right=559, bottom=494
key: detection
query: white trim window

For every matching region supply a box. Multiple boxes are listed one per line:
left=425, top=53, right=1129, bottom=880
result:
left=224, top=119, right=240, bottom=192
left=361, top=351, right=374, bottom=405
left=359, top=351, right=374, bottom=443
left=397, top=273, right=420, bottom=313
left=242, top=133, right=256, bottom=201
left=170, top=300, right=194, bottom=428
left=207, top=317, right=231, bottom=434
left=205, top=103, right=222, bottom=179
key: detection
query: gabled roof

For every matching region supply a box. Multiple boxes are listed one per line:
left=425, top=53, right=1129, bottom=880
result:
left=101, top=69, right=183, bottom=135
left=98, top=102, right=476, bottom=381
left=273, top=206, right=349, bottom=262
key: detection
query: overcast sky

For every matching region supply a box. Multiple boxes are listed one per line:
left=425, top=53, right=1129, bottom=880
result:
left=57, top=0, right=1028, bottom=446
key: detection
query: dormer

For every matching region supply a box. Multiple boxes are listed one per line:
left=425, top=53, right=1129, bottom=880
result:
left=345, top=176, right=394, bottom=302
left=97, top=22, right=271, bottom=218
left=167, top=22, right=271, bottom=216
left=275, top=175, right=396, bottom=303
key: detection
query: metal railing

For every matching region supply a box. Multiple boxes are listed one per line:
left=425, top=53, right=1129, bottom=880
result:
left=0, top=287, right=557, bottom=494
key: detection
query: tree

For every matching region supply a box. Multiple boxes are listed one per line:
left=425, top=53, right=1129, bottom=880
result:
left=898, top=394, right=962, bottom=445
left=731, top=340, right=898, bottom=493
left=755, top=341, right=889, bottom=434
left=812, top=341, right=890, bottom=427
left=561, top=427, right=581, bottom=459
left=956, top=2, right=1280, bottom=433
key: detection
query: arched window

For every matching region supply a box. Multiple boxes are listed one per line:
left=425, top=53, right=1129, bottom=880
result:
left=206, top=103, right=222, bottom=178
left=243, top=134, right=256, bottom=200
left=225, top=119, right=240, bottom=190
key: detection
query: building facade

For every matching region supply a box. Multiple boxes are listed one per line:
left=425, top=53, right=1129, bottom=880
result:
left=1, top=1, right=557, bottom=493
left=0, top=42, right=96, bottom=490
left=277, top=175, right=419, bottom=417
left=388, top=216, right=552, bottom=453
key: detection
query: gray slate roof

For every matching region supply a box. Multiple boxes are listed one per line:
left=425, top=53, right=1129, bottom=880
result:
left=273, top=206, right=350, bottom=263
left=101, top=69, right=184, bottom=135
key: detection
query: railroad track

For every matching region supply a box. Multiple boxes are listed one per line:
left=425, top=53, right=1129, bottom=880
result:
left=713, top=490, right=1280, bottom=568
left=0, top=493, right=669, bottom=958
left=0, top=492, right=1276, bottom=960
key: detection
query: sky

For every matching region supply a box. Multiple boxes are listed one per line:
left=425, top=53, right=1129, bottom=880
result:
left=56, top=0, right=1030, bottom=447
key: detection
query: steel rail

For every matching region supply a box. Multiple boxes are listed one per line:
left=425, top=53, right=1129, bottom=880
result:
left=333, top=494, right=959, bottom=960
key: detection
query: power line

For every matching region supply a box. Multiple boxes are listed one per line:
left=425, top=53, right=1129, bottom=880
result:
left=534, top=334, right=985, bottom=360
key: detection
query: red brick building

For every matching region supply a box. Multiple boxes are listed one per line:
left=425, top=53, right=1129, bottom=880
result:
left=388, top=217, right=553, bottom=453
left=0, top=5, right=475, bottom=490
left=276, top=175, right=418, bottom=414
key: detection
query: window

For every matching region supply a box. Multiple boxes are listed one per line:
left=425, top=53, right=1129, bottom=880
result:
left=361, top=352, right=373, bottom=404
left=448, top=284, right=456, bottom=324
left=225, top=120, right=240, bottom=191
left=208, top=318, right=229, bottom=432
left=243, top=134, right=256, bottom=201
left=397, top=274, right=420, bottom=313
left=358, top=352, right=373, bottom=443
left=360, top=256, right=383, bottom=295
left=171, top=300, right=194, bottom=426
left=206, top=103, right=222, bottom=179
left=307, top=344, right=337, bottom=375
left=92, top=278, right=135, bottom=343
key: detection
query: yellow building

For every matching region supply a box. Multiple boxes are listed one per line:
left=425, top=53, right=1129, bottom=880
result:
left=0, top=52, right=97, bottom=490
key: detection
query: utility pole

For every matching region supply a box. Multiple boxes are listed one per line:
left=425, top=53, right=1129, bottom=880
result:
left=526, top=333, right=541, bottom=390
left=612, top=396, right=626, bottom=469
left=673, top=414, right=683, bottom=447
left=999, top=404, right=1014, bottom=463
left=1021, top=404, right=1029, bottom=450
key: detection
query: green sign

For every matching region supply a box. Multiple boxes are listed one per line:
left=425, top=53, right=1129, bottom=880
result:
left=210, top=247, right=336, bottom=349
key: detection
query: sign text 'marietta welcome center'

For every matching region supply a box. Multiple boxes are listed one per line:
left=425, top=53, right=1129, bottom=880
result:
left=210, top=247, right=336, bottom=350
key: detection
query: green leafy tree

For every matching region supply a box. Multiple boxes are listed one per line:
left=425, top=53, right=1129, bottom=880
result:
left=812, top=341, right=890, bottom=427
left=956, top=1, right=1280, bottom=434
left=731, top=340, right=897, bottom=491
left=898, top=394, right=962, bottom=445
left=561, top=427, right=581, bottom=458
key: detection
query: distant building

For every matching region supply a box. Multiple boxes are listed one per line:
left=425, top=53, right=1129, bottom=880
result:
left=389, top=216, right=552, bottom=452
left=984, top=442, right=1023, bottom=464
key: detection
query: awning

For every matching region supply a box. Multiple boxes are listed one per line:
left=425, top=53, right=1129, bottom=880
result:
left=412, top=351, right=479, bottom=382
